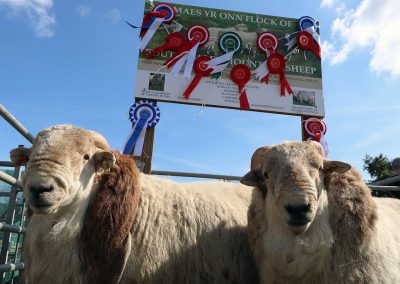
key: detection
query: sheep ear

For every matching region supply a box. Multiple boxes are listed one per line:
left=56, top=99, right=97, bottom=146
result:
left=323, top=160, right=351, bottom=174
left=10, top=147, right=31, bottom=166
left=240, top=169, right=263, bottom=186
left=93, top=151, right=116, bottom=173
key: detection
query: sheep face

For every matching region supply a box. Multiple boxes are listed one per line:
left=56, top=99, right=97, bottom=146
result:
left=10, top=125, right=115, bottom=214
left=242, top=141, right=350, bottom=234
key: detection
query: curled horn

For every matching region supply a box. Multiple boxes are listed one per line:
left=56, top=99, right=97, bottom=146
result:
left=88, top=130, right=110, bottom=150
left=250, top=146, right=270, bottom=170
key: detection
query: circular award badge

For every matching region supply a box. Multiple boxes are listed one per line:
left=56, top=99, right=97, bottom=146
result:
left=256, top=32, right=278, bottom=53
left=267, top=53, right=286, bottom=75
left=230, top=64, right=251, bottom=85
left=298, top=16, right=316, bottom=31
left=304, top=118, right=327, bottom=137
left=152, top=3, right=176, bottom=24
left=187, top=25, right=210, bottom=46
left=129, top=100, right=160, bottom=128
left=218, top=32, right=242, bottom=54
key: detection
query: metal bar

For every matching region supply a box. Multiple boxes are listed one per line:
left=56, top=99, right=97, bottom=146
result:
left=368, top=185, right=400, bottom=191
left=0, top=192, right=10, bottom=198
left=0, top=223, right=25, bottom=234
left=0, top=166, right=21, bottom=283
left=0, top=263, right=24, bottom=273
left=0, top=161, right=14, bottom=167
left=0, top=104, right=34, bottom=144
left=151, top=170, right=241, bottom=181
left=0, top=171, right=23, bottom=190
left=370, top=175, right=400, bottom=186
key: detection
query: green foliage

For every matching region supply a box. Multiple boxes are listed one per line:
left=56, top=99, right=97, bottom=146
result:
left=363, top=153, right=392, bottom=182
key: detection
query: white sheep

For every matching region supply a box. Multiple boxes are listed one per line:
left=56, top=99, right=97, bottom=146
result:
left=241, top=141, right=400, bottom=283
left=294, top=91, right=315, bottom=106
left=11, top=125, right=258, bottom=284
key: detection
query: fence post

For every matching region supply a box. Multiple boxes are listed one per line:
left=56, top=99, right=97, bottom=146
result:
left=0, top=165, right=21, bottom=283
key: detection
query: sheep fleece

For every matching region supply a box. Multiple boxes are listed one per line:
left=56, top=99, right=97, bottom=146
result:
left=83, top=153, right=258, bottom=283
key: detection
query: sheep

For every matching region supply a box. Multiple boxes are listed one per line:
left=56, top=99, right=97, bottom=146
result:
left=10, top=124, right=258, bottom=284
left=294, top=91, right=315, bottom=106
left=241, top=141, right=400, bottom=284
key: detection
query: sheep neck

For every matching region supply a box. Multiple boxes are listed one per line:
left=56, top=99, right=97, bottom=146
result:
left=263, top=190, right=333, bottom=282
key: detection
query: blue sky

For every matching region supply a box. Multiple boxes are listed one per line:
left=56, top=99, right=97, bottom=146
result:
left=1, top=0, right=399, bottom=181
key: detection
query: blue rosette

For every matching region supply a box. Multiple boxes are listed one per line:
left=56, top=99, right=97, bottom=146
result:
left=298, top=16, right=316, bottom=31
left=122, top=100, right=160, bottom=156
left=298, top=16, right=320, bottom=44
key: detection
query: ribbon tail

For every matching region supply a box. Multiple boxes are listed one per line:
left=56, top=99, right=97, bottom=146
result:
left=133, top=126, right=148, bottom=156
left=285, top=37, right=297, bottom=51
left=261, top=74, right=269, bottom=84
left=145, top=45, right=166, bottom=59
left=253, top=60, right=269, bottom=81
left=122, top=116, right=148, bottom=155
left=319, top=133, right=329, bottom=157
left=239, top=86, right=250, bottom=110
left=183, top=74, right=202, bottom=99
left=171, top=55, right=187, bottom=74
left=139, top=17, right=165, bottom=51
left=183, top=43, right=199, bottom=79
left=280, top=74, right=293, bottom=97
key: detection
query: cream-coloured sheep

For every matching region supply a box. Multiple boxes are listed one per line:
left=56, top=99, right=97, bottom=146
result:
left=241, top=141, right=400, bottom=284
left=11, top=125, right=258, bottom=284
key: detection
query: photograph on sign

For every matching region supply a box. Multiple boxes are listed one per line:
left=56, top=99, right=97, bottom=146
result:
left=134, top=1, right=324, bottom=117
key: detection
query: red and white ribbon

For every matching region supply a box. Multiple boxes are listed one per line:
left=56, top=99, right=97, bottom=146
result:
left=304, top=118, right=329, bottom=157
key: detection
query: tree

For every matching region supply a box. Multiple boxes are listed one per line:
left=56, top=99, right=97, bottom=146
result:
left=363, top=153, right=392, bottom=183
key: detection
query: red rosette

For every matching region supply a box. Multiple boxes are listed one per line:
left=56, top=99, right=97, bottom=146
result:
left=267, top=53, right=293, bottom=97
left=182, top=55, right=212, bottom=99
left=256, top=32, right=278, bottom=53
left=297, top=31, right=321, bottom=60
left=145, top=32, right=185, bottom=58
left=304, top=118, right=327, bottom=139
left=230, top=64, right=251, bottom=110
left=187, top=25, right=210, bottom=46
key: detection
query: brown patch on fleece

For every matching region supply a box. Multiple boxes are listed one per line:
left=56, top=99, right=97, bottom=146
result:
left=80, top=151, right=141, bottom=284
left=325, top=168, right=378, bottom=281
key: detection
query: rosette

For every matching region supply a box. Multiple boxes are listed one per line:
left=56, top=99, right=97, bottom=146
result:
left=165, top=25, right=210, bottom=79
left=230, top=64, right=251, bottom=110
left=303, top=117, right=329, bottom=157
left=139, top=3, right=177, bottom=51
left=254, top=32, right=278, bottom=83
left=267, top=53, right=293, bottom=96
left=122, top=100, right=161, bottom=156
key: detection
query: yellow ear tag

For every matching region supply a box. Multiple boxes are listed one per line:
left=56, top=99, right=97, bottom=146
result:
left=102, top=160, right=111, bottom=174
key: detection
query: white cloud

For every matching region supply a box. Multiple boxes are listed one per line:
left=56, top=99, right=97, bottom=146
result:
left=321, top=0, right=335, bottom=8
left=104, top=8, right=121, bottom=24
left=322, top=0, right=400, bottom=76
left=75, top=4, right=91, bottom=18
left=0, top=0, right=55, bottom=37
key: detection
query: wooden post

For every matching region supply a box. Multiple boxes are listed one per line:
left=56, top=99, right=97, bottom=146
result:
left=132, top=98, right=156, bottom=174
left=301, top=116, right=306, bottom=141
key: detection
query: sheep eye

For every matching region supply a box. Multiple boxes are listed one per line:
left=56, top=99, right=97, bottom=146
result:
left=83, top=154, right=90, bottom=160
left=263, top=171, right=269, bottom=179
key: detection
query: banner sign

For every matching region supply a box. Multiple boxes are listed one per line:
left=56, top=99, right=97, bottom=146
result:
left=134, top=1, right=324, bottom=117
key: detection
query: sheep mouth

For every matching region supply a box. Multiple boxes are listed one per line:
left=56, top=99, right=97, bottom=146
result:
left=288, top=221, right=310, bottom=227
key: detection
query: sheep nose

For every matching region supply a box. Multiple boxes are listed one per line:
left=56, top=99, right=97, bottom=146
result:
left=29, top=185, right=54, bottom=194
left=285, top=203, right=311, bottom=217
left=29, top=185, right=54, bottom=202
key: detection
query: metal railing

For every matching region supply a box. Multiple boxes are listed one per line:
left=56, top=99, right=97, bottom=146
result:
left=1, top=102, right=400, bottom=284
left=0, top=104, right=32, bottom=283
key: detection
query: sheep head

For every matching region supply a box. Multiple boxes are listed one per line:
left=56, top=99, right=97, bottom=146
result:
left=241, top=141, right=351, bottom=234
left=10, top=125, right=116, bottom=214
